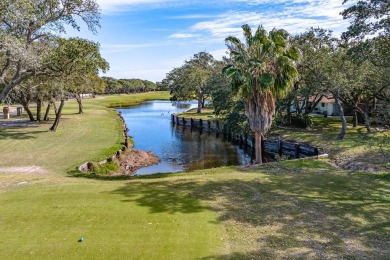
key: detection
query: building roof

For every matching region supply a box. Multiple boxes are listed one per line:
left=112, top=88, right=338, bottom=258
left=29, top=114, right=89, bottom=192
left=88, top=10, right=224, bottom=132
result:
left=304, top=96, right=336, bottom=104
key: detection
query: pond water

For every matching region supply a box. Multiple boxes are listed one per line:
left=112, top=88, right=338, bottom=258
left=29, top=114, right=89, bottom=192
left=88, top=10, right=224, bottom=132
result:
left=117, top=100, right=252, bottom=175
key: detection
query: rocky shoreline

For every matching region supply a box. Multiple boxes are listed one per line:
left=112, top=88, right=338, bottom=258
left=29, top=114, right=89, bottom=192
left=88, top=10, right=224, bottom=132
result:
left=116, top=148, right=160, bottom=175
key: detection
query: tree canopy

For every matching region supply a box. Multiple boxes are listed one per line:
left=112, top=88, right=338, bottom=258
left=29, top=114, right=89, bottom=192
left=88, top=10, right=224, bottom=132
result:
left=342, top=0, right=389, bottom=38
left=102, top=77, right=157, bottom=94
left=0, top=0, right=101, bottom=102
left=224, top=24, right=300, bottom=163
left=164, top=51, right=216, bottom=113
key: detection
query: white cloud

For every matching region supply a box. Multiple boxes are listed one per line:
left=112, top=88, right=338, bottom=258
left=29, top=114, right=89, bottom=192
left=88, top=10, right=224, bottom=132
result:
left=190, top=0, right=350, bottom=38
left=209, top=48, right=228, bottom=60
left=96, top=0, right=179, bottom=12
left=169, top=14, right=217, bottom=19
left=101, top=41, right=177, bottom=53
left=169, top=33, right=201, bottom=39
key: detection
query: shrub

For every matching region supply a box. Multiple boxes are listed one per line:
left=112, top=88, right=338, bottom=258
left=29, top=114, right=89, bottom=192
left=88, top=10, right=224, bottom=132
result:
left=274, top=114, right=313, bottom=129
left=291, top=114, right=313, bottom=128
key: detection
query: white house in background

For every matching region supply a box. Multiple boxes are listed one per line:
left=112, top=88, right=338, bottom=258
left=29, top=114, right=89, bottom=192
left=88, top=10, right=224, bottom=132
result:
left=296, top=96, right=342, bottom=116
left=311, top=96, right=341, bottom=116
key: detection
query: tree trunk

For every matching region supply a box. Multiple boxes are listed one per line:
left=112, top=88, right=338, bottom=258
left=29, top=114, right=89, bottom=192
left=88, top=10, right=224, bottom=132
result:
left=335, top=96, right=347, bottom=140
left=255, top=131, right=263, bottom=164
left=18, top=91, right=35, bottom=121
left=304, top=95, right=324, bottom=115
left=76, top=93, right=83, bottom=114
left=43, top=102, right=51, bottom=121
left=286, top=106, right=292, bottom=125
left=353, top=112, right=358, bottom=127
left=49, top=100, right=64, bottom=132
left=352, top=100, right=358, bottom=127
left=356, top=106, right=371, bottom=133
left=0, top=83, right=14, bottom=103
left=21, top=102, right=35, bottom=121
left=197, top=91, right=203, bottom=114
left=294, top=99, right=301, bottom=115
left=36, top=97, right=42, bottom=121
left=52, top=101, right=58, bottom=115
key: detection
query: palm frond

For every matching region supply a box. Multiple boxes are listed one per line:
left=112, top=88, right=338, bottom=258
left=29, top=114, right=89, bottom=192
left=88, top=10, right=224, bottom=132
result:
left=225, top=36, right=242, bottom=46
left=242, top=24, right=253, bottom=46
left=286, top=46, right=301, bottom=61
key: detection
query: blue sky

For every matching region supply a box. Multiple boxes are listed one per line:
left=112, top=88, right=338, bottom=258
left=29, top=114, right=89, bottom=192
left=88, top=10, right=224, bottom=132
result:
left=69, top=0, right=351, bottom=82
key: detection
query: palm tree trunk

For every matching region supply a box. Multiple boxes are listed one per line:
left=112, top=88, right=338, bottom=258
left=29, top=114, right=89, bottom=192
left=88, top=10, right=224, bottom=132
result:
left=255, top=131, right=263, bottom=164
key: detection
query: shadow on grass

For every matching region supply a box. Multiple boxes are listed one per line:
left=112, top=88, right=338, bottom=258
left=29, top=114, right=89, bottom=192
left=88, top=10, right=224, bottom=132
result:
left=110, top=180, right=207, bottom=214
left=68, top=170, right=178, bottom=181
left=109, top=162, right=390, bottom=258
left=0, top=128, right=47, bottom=139
left=68, top=170, right=133, bottom=181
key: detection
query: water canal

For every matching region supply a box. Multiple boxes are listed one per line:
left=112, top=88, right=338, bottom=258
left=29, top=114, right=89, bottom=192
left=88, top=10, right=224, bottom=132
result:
left=117, top=100, right=252, bottom=175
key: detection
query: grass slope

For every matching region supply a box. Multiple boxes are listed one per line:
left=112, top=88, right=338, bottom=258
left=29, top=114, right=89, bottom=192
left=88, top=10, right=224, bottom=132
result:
left=1, top=92, right=389, bottom=258
left=0, top=92, right=170, bottom=189
left=271, top=116, right=390, bottom=171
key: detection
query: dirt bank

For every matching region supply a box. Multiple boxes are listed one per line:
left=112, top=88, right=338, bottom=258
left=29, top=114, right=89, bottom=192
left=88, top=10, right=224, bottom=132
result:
left=115, top=148, right=160, bottom=175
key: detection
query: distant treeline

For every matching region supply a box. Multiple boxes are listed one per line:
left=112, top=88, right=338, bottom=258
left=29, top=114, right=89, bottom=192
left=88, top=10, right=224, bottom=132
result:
left=102, top=77, right=158, bottom=94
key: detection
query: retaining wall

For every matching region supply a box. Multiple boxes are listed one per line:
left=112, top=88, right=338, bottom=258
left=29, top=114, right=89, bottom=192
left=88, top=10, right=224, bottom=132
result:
left=171, top=114, right=322, bottom=159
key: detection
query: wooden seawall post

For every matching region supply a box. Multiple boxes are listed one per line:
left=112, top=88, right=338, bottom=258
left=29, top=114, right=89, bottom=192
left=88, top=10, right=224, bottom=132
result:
left=171, top=114, right=322, bottom=159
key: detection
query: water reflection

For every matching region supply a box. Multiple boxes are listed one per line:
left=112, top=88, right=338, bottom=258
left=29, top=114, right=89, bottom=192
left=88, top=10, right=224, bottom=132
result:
left=117, top=100, right=251, bottom=175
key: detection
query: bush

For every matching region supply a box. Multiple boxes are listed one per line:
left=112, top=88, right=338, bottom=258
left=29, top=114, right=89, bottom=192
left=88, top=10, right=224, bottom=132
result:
left=291, top=114, right=313, bottom=128
left=274, top=114, right=313, bottom=129
left=371, top=108, right=390, bottom=128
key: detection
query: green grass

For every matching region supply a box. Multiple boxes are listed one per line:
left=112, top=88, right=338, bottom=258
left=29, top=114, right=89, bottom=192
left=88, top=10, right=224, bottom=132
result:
left=1, top=160, right=388, bottom=259
left=0, top=182, right=225, bottom=259
left=93, top=91, right=170, bottom=108
left=0, top=92, right=169, bottom=190
left=0, top=93, right=389, bottom=258
left=176, top=107, right=216, bottom=120
left=270, top=116, right=390, bottom=171
left=92, top=161, right=119, bottom=175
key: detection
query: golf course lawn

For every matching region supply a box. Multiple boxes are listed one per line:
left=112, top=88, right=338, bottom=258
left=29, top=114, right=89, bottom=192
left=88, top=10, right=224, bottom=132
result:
left=0, top=182, right=226, bottom=259
left=0, top=92, right=389, bottom=259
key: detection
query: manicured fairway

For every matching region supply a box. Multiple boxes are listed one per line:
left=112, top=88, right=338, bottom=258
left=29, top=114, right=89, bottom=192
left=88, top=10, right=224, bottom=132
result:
left=1, top=161, right=389, bottom=259
left=1, top=92, right=389, bottom=259
left=0, top=182, right=226, bottom=259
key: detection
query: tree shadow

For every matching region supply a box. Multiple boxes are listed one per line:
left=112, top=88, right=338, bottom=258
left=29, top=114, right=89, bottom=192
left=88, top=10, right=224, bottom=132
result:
left=0, top=128, right=47, bottom=140
left=109, top=180, right=207, bottom=214
left=199, top=170, right=389, bottom=258
left=108, top=163, right=390, bottom=258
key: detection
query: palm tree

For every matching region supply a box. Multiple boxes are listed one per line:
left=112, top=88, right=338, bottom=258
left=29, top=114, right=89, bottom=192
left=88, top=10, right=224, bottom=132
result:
left=224, top=24, right=299, bottom=163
